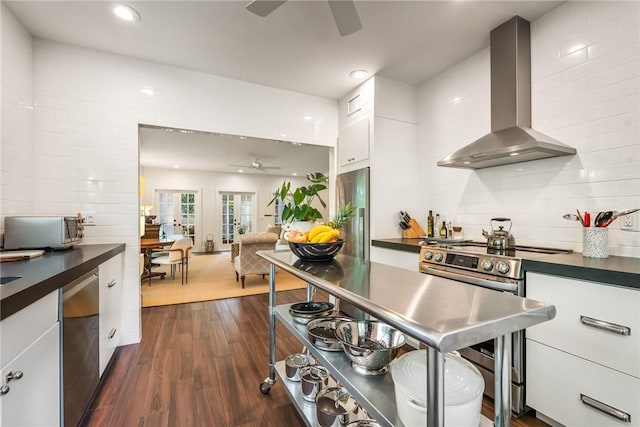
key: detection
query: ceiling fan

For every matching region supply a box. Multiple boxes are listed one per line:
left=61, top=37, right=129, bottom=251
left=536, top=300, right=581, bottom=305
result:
left=245, top=0, right=362, bottom=37
left=230, top=158, right=282, bottom=172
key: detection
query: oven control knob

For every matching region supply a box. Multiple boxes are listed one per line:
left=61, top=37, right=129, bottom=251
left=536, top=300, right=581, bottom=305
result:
left=433, top=252, right=444, bottom=262
left=496, top=261, right=511, bottom=274
left=423, top=251, right=433, bottom=260
left=481, top=259, right=494, bottom=271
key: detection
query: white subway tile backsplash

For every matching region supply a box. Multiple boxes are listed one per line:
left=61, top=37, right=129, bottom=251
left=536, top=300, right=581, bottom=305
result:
left=418, top=1, right=639, bottom=256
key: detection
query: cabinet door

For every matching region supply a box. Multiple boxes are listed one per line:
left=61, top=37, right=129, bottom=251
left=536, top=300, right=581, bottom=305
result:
left=338, top=117, right=370, bottom=168
left=0, top=323, right=60, bottom=427
left=99, top=253, right=124, bottom=375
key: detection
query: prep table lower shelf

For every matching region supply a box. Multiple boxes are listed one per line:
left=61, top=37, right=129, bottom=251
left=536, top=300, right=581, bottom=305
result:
left=275, top=304, right=494, bottom=427
left=275, top=304, right=402, bottom=427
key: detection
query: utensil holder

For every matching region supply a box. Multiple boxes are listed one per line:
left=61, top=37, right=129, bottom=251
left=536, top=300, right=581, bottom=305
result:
left=583, top=228, right=609, bottom=258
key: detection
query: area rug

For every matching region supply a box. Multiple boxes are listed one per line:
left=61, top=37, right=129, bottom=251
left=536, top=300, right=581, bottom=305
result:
left=141, top=252, right=307, bottom=307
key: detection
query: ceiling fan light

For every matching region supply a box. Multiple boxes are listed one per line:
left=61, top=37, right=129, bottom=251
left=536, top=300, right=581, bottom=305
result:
left=349, top=69, right=369, bottom=79
left=251, top=161, right=261, bottom=168
left=113, top=4, right=141, bottom=22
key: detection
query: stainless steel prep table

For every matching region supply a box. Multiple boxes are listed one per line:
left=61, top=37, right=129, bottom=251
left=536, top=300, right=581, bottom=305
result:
left=257, top=250, right=556, bottom=427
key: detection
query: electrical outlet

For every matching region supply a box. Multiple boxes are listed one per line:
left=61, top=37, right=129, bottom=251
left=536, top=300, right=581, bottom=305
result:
left=623, top=214, right=633, bottom=228
left=81, top=211, right=96, bottom=226
left=621, top=211, right=640, bottom=232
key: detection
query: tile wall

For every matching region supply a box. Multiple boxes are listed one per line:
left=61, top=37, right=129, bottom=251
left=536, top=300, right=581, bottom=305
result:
left=5, top=38, right=337, bottom=344
left=417, top=1, right=639, bottom=257
left=1, top=4, right=35, bottom=217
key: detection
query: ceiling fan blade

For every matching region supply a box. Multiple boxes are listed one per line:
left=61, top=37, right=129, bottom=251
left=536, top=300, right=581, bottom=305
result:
left=260, top=166, right=282, bottom=170
left=327, top=1, right=362, bottom=36
left=245, top=0, right=287, bottom=17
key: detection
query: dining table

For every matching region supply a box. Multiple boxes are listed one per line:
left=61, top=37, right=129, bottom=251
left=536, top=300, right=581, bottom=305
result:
left=140, top=238, right=175, bottom=283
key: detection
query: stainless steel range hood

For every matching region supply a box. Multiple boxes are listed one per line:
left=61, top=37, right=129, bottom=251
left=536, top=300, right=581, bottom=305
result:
left=438, top=16, right=576, bottom=169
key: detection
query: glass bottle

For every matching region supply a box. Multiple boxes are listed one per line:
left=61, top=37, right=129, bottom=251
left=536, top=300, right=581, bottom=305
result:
left=439, top=221, right=447, bottom=238
left=427, top=210, right=434, bottom=237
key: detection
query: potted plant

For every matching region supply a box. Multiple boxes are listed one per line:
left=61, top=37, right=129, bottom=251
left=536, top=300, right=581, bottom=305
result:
left=268, top=172, right=329, bottom=225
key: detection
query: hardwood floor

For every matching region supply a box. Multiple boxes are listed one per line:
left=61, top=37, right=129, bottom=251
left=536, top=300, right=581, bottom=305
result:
left=85, top=289, right=548, bottom=427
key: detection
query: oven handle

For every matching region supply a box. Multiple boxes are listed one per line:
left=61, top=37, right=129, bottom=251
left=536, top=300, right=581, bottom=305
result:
left=420, top=265, right=518, bottom=293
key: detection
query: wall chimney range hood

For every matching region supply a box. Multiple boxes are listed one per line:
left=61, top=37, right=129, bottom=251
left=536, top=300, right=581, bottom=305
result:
left=437, top=16, right=576, bottom=169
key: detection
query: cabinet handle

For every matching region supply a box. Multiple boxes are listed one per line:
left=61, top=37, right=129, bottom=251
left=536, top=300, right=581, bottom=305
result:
left=108, top=328, right=117, bottom=339
left=6, top=371, right=23, bottom=382
left=580, top=315, right=631, bottom=335
left=580, top=394, right=631, bottom=423
left=107, top=279, right=117, bottom=288
left=0, top=385, right=9, bottom=395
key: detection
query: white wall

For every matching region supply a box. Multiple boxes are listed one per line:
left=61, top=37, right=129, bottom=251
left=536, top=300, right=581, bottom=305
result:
left=1, top=4, right=35, bottom=221
left=417, top=1, right=640, bottom=257
left=8, top=40, right=338, bottom=345
left=142, top=168, right=328, bottom=250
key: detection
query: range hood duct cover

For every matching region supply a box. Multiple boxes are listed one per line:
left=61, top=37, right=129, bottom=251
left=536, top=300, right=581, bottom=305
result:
left=437, top=16, right=576, bottom=169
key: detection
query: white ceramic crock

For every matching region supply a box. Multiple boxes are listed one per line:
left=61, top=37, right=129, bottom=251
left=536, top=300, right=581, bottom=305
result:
left=390, top=350, right=484, bottom=427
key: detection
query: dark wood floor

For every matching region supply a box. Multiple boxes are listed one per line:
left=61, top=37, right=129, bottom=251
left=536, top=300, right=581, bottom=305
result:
left=85, top=289, right=548, bottom=427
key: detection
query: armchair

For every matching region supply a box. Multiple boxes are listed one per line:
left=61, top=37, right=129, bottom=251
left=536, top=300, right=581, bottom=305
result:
left=234, top=232, right=279, bottom=288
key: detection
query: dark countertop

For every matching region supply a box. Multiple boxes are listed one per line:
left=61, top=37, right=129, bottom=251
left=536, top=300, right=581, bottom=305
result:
left=372, top=238, right=640, bottom=290
left=0, top=243, right=126, bottom=320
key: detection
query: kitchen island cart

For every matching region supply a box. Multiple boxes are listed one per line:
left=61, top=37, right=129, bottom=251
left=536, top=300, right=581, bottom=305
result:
left=257, top=250, right=556, bottom=427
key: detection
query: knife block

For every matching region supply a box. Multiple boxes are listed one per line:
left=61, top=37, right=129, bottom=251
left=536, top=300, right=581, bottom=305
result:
left=402, top=219, right=426, bottom=238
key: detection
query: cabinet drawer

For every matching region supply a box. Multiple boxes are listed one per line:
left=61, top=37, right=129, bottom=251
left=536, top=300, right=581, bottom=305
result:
left=99, top=254, right=123, bottom=311
left=99, top=310, right=121, bottom=376
left=526, top=272, right=640, bottom=377
left=1, top=290, right=58, bottom=366
left=527, top=340, right=639, bottom=426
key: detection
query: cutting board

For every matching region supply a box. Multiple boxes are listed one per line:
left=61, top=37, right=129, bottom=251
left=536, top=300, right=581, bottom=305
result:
left=0, top=250, right=45, bottom=262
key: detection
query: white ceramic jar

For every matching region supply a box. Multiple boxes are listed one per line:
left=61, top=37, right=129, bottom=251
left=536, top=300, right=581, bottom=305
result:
left=390, top=350, right=484, bottom=427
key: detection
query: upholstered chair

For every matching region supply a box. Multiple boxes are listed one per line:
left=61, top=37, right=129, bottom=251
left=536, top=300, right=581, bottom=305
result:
left=151, top=237, right=193, bottom=285
left=234, top=232, right=279, bottom=288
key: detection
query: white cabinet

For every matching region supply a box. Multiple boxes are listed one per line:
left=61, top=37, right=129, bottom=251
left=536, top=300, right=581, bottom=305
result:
left=526, top=272, right=640, bottom=426
left=338, top=117, right=370, bottom=168
left=0, top=291, right=60, bottom=426
left=99, top=253, right=124, bottom=376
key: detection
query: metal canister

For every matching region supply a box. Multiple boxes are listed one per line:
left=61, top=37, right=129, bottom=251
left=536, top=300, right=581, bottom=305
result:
left=284, top=353, right=311, bottom=382
left=300, top=365, right=331, bottom=402
left=205, top=234, right=214, bottom=253
left=315, top=387, right=360, bottom=427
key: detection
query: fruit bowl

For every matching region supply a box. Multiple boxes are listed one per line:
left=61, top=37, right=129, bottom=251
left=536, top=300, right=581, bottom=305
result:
left=288, top=239, right=345, bottom=262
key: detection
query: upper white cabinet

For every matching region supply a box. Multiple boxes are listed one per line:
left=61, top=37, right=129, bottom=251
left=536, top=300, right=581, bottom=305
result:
left=526, top=272, right=640, bottom=426
left=338, top=117, right=370, bottom=168
left=337, top=76, right=420, bottom=241
left=99, top=253, right=124, bottom=376
left=0, top=291, right=60, bottom=427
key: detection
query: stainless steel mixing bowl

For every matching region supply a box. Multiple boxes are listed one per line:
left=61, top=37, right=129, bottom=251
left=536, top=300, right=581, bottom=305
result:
left=334, top=320, right=405, bottom=375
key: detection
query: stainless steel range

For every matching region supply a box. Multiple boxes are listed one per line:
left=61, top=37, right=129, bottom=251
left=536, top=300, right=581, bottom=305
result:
left=419, top=241, right=571, bottom=415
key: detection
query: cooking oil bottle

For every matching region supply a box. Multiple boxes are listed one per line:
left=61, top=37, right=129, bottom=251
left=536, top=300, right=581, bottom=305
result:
left=439, top=221, right=447, bottom=238
left=427, top=210, right=434, bottom=237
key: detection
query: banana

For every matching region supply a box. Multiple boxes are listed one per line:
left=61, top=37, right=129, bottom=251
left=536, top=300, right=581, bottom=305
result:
left=307, top=225, right=333, bottom=241
left=311, top=229, right=340, bottom=243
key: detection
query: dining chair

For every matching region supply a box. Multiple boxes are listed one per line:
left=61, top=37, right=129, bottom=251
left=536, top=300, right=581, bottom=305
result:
left=151, top=238, right=193, bottom=285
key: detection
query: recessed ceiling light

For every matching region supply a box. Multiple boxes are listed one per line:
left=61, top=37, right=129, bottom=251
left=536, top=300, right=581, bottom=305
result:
left=303, top=115, right=312, bottom=121
left=292, top=172, right=298, bottom=176
left=141, top=87, right=154, bottom=96
left=349, top=69, right=369, bottom=79
left=113, top=4, right=141, bottom=22
left=238, top=169, right=244, bottom=173
left=172, top=165, right=179, bottom=168
left=510, top=152, right=520, bottom=156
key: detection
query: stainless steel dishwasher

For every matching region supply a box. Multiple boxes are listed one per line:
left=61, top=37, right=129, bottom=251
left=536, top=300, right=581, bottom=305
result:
left=61, top=268, right=99, bottom=427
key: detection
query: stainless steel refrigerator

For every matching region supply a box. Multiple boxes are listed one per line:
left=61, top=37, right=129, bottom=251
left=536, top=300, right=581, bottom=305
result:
left=336, top=167, right=370, bottom=260
left=336, top=167, right=369, bottom=320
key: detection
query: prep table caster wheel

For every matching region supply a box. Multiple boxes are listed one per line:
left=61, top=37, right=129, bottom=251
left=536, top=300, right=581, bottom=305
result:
left=259, top=380, right=273, bottom=395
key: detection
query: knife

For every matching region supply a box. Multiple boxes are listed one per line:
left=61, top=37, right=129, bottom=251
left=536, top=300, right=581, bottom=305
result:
left=399, top=221, right=409, bottom=230
left=402, top=211, right=411, bottom=223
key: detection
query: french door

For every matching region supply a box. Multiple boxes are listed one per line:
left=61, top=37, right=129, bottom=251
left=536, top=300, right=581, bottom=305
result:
left=156, top=190, right=198, bottom=246
left=219, top=192, right=255, bottom=251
